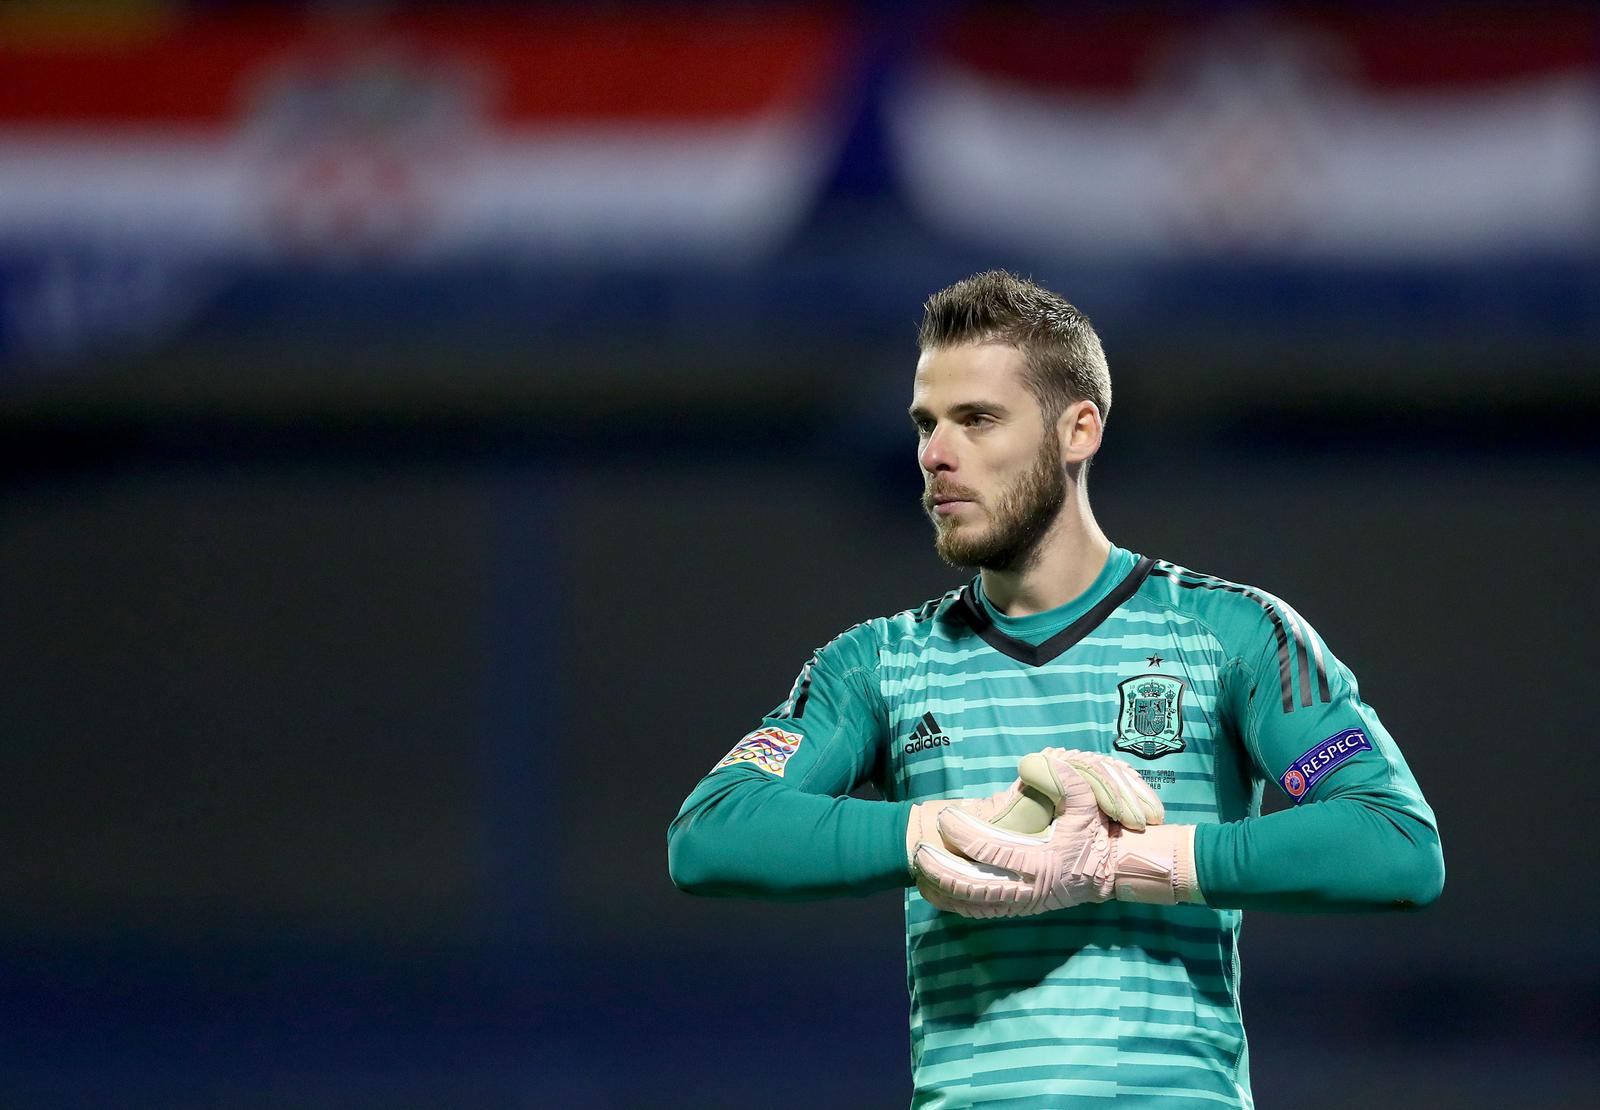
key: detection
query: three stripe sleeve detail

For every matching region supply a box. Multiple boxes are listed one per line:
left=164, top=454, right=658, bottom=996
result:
left=1150, top=564, right=1331, bottom=713
left=773, top=654, right=817, bottom=719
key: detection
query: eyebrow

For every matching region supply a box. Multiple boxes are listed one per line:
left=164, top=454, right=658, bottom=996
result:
left=908, top=401, right=1012, bottom=424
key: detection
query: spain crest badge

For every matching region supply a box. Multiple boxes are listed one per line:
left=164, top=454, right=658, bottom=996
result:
left=1114, top=674, right=1187, bottom=760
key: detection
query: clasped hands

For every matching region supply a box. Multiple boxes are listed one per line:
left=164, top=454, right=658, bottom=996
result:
left=908, top=748, right=1169, bottom=918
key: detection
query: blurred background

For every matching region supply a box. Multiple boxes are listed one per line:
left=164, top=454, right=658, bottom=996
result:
left=2, top=1, right=1597, bottom=1106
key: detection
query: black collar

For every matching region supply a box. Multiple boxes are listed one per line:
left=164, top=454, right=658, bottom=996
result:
left=954, top=556, right=1157, bottom=667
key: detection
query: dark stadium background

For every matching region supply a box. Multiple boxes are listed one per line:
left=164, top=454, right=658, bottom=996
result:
left=3, top=2, right=1597, bottom=1106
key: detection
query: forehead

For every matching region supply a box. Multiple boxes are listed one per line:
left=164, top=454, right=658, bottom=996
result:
left=911, top=342, right=1033, bottom=410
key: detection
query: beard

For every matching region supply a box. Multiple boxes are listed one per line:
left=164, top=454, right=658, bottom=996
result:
left=923, top=432, right=1067, bottom=572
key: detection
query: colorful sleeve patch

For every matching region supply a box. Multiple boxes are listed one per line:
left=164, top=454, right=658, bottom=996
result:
left=714, top=726, right=804, bottom=777
left=1280, top=728, right=1372, bottom=803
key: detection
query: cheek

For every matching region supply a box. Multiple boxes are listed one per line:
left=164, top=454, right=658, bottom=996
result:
left=992, top=446, right=1038, bottom=483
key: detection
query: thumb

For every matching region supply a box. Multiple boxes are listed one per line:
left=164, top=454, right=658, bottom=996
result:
left=1019, top=751, right=1099, bottom=816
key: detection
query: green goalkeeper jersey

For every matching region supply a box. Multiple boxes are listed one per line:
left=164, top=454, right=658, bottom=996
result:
left=669, top=546, right=1443, bottom=1108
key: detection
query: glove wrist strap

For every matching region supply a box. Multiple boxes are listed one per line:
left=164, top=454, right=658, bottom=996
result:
left=907, top=801, right=956, bottom=875
left=1113, top=824, right=1203, bottom=905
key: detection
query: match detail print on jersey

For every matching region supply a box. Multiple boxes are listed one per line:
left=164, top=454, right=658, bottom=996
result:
left=1149, top=564, right=1331, bottom=713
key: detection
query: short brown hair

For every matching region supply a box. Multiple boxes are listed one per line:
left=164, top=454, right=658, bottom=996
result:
left=918, top=270, right=1111, bottom=424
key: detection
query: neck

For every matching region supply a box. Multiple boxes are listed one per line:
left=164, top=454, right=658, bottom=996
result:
left=979, top=484, right=1111, bottom=617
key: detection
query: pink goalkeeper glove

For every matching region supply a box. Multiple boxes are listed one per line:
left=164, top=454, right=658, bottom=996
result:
left=913, top=748, right=1198, bottom=917
left=906, top=773, right=1057, bottom=873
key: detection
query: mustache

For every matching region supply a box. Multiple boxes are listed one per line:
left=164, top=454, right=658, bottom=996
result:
left=922, top=482, right=982, bottom=512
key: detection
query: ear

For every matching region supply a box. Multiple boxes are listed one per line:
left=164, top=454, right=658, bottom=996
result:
left=1057, top=400, right=1104, bottom=466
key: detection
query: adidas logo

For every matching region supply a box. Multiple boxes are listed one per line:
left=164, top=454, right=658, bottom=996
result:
left=904, top=712, right=951, bottom=755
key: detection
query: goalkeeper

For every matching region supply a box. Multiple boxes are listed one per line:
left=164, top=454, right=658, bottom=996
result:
left=667, top=271, right=1442, bottom=1107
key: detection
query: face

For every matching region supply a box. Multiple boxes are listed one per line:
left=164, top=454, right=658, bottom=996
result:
left=910, top=343, right=1067, bottom=572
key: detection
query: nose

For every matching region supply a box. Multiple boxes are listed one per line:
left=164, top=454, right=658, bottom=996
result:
left=919, top=424, right=955, bottom=475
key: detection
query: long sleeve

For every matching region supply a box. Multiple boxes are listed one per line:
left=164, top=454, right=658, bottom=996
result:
left=667, top=623, right=912, bottom=899
left=1194, top=776, right=1444, bottom=912
left=1193, top=600, right=1444, bottom=912
left=668, top=773, right=912, bottom=899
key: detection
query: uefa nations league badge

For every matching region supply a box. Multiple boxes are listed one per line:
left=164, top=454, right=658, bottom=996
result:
left=1114, top=674, right=1186, bottom=760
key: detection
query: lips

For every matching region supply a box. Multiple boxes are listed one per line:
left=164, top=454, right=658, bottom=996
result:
left=926, top=488, right=979, bottom=515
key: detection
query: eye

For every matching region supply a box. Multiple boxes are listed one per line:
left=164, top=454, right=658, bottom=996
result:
left=964, top=413, right=995, bottom=428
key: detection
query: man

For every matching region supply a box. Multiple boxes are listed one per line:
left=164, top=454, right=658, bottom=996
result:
left=667, top=271, right=1443, bottom=1107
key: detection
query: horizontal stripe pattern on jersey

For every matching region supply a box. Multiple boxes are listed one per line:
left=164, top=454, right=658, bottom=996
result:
left=884, top=551, right=1253, bottom=1107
